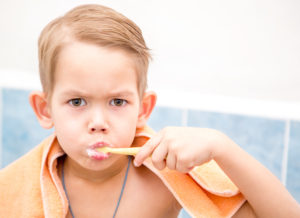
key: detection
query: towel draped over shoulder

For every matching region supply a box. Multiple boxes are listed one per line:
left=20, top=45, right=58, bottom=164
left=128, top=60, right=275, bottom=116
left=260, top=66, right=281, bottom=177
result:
left=0, top=126, right=245, bottom=218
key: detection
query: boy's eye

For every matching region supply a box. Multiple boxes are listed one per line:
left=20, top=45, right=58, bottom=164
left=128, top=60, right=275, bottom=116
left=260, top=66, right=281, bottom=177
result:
left=68, top=98, right=86, bottom=107
left=110, top=99, right=127, bottom=106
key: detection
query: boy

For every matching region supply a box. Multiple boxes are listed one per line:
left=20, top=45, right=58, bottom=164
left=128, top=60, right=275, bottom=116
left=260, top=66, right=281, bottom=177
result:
left=0, top=4, right=299, bottom=218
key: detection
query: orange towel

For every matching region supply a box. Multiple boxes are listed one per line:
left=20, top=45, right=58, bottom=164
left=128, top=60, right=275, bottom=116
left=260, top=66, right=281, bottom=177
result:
left=134, top=126, right=245, bottom=218
left=0, top=126, right=245, bottom=218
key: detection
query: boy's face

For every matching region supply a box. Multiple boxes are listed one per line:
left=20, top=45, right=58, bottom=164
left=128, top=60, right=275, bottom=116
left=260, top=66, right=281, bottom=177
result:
left=48, top=41, right=142, bottom=170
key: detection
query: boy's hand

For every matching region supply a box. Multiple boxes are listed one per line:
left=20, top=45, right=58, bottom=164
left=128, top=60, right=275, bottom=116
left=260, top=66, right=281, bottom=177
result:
left=134, top=127, right=224, bottom=173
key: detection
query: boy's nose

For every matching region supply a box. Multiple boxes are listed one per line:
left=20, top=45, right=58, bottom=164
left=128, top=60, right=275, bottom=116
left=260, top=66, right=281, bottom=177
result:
left=89, top=126, right=107, bottom=133
left=88, top=109, right=109, bottom=133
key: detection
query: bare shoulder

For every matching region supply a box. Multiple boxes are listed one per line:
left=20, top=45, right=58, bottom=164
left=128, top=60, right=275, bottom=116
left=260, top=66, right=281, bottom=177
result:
left=124, top=163, right=181, bottom=218
left=233, top=201, right=257, bottom=218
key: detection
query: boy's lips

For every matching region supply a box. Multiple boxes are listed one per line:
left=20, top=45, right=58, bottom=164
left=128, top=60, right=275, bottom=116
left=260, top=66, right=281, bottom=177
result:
left=86, top=141, right=111, bottom=160
left=89, top=141, right=110, bottom=149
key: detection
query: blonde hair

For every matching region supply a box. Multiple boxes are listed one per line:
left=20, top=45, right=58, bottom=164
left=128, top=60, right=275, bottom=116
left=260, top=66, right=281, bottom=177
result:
left=38, top=4, right=151, bottom=98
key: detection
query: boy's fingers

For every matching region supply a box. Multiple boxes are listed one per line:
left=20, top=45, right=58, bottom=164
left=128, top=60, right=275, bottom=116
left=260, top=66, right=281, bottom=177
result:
left=175, top=156, right=194, bottom=173
left=175, top=162, right=189, bottom=173
left=134, top=133, right=163, bottom=166
left=151, top=142, right=168, bottom=170
left=166, top=153, right=176, bottom=170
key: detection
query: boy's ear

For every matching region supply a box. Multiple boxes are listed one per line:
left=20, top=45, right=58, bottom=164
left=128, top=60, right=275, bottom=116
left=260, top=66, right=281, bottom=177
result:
left=29, top=91, right=53, bottom=129
left=137, top=91, right=157, bottom=128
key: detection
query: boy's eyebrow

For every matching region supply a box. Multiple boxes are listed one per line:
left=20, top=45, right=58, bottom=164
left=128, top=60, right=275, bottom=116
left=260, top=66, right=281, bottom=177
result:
left=108, top=91, right=136, bottom=97
left=59, top=89, right=136, bottom=97
left=59, top=89, right=89, bottom=97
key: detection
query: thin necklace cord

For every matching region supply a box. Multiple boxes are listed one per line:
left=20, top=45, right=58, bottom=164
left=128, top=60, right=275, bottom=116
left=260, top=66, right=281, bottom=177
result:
left=61, top=156, right=132, bottom=218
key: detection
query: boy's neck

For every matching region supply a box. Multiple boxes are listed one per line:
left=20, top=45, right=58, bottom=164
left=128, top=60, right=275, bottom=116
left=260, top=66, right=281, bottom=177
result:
left=62, top=156, right=129, bottom=184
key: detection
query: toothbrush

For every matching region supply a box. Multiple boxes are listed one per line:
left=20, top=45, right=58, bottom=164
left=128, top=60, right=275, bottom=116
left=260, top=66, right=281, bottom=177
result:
left=96, top=147, right=141, bottom=156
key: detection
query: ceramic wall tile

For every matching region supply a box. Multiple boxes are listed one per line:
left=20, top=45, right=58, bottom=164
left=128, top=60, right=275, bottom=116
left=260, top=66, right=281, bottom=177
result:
left=287, top=121, right=300, bottom=203
left=1, top=88, right=52, bottom=168
left=147, top=106, right=183, bottom=131
left=187, top=110, right=285, bottom=179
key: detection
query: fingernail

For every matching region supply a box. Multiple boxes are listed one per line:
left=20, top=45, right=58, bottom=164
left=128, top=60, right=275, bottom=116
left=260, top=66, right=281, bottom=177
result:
left=134, top=161, right=139, bottom=167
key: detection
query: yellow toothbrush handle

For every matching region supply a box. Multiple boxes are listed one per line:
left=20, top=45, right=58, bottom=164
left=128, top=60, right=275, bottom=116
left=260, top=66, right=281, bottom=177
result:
left=96, top=147, right=141, bottom=156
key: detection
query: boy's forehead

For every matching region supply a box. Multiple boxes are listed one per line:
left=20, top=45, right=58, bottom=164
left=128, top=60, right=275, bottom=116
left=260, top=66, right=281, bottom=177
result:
left=53, top=41, right=140, bottom=97
left=57, top=41, right=138, bottom=73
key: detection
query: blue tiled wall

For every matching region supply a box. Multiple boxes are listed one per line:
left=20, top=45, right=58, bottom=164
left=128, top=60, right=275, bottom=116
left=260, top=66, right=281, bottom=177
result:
left=148, top=106, right=183, bottom=131
left=287, top=121, right=300, bottom=203
left=1, top=89, right=53, bottom=167
left=187, top=110, right=285, bottom=179
left=1, top=88, right=300, bottom=218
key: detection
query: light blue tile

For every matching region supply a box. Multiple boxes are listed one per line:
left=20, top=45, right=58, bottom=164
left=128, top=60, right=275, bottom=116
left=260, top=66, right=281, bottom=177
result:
left=2, top=88, right=53, bottom=168
left=147, top=106, right=183, bottom=131
left=178, top=209, right=191, bottom=218
left=0, top=88, right=2, bottom=168
left=287, top=121, right=300, bottom=203
left=187, top=110, right=285, bottom=178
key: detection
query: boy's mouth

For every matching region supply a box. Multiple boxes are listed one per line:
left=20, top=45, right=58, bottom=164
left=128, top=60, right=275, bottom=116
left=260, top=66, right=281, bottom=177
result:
left=86, top=142, right=111, bottom=160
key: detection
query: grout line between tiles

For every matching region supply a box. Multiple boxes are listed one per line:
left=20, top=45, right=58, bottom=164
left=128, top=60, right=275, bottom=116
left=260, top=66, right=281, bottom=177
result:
left=182, top=108, right=188, bottom=127
left=281, top=120, right=290, bottom=186
left=0, top=89, right=2, bottom=168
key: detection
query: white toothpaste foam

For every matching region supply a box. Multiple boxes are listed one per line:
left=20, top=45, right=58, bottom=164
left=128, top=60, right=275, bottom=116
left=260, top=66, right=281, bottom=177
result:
left=86, top=148, right=98, bottom=157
